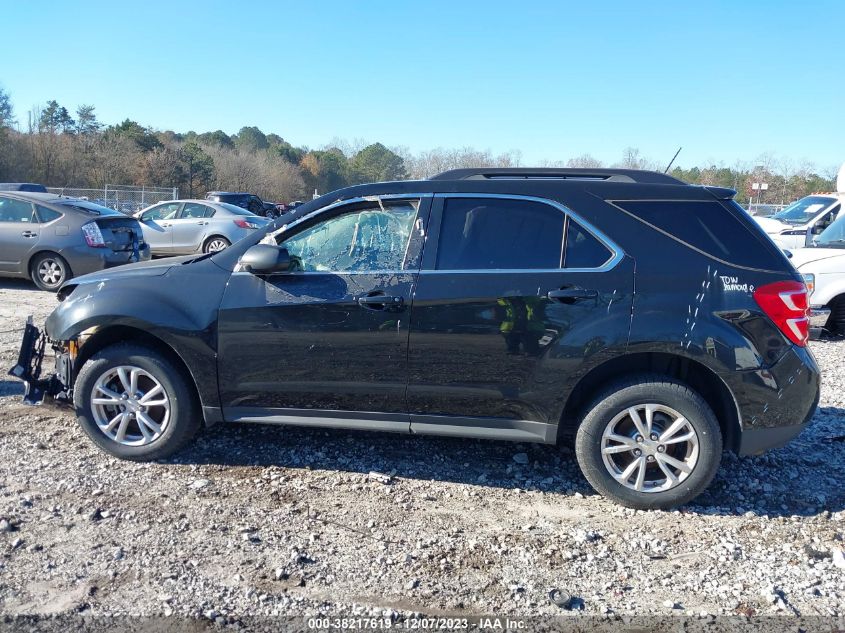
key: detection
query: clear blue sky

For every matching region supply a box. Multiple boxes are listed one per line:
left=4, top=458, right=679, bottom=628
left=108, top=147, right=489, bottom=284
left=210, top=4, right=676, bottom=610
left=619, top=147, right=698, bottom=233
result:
left=2, top=0, right=842, bottom=170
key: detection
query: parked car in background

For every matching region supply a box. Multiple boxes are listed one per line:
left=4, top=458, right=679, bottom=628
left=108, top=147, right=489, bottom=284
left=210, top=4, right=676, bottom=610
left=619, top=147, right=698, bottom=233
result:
left=11, top=168, right=819, bottom=510
left=0, top=183, right=48, bottom=193
left=754, top=193, right=843, bottom=248
left=204, top=191, right=278, bottom=217
left=0, top=192, right=149, bottom=291
left=788, top=210, right=845, bottom=336
left=134, top=199, right=270, bottom=255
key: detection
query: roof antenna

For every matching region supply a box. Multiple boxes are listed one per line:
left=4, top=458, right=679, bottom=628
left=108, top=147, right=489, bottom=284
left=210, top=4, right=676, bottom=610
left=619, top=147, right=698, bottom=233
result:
left=664, top=147, right=682, bottom=173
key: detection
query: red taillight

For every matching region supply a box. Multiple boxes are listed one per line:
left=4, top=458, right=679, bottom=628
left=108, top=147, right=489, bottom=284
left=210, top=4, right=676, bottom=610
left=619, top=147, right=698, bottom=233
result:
left=753, top=280, right=810, bottom=346
left=81, top=221, right=106, bottom=248
left=233, top=218, right=260, bottom=229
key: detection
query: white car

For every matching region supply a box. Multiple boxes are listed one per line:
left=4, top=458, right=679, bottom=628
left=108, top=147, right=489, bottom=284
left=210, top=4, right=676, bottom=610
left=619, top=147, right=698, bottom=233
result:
left=788, top=210, right=845, bottom=334
left=754, top=193, right=844, bottom=249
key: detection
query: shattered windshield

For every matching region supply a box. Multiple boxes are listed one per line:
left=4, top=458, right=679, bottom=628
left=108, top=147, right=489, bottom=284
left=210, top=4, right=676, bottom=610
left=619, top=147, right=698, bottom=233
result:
left=279, top=201, right=418, bottom=272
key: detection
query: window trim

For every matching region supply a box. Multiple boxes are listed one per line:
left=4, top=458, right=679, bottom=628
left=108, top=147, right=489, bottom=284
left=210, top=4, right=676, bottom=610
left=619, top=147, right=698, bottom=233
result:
left=423, top=193, right=622, bottom=274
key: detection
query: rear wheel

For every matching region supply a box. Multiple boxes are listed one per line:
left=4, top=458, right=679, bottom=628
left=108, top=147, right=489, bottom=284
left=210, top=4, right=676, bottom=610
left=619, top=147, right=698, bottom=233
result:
left=824, top=296, right=845, bottom=336
left=203, top=236, right=230, bottom=253
left=74, top=343, right=202, bottom=461
left=575, top=376, right=722, bottom=509
left=30, top=252, right=71, bottom=292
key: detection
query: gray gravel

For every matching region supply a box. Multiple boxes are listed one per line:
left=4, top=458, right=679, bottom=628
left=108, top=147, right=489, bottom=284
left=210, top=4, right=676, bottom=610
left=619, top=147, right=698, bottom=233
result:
left=0, top=279, right=843, bottom=620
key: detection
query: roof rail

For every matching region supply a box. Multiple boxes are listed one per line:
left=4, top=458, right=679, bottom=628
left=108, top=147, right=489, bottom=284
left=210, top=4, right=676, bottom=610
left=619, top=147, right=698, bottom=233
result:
left=429, top=168, right=685, bottom=185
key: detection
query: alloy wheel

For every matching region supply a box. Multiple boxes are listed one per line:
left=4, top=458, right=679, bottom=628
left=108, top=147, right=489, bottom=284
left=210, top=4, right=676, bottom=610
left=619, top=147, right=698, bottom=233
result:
left=206, top=239, right=229, bottom=252
left=90, top=365, right=171, bottom=446
left=38, top=260, right=64, bottom=286
left=600, top=404, right=699, bottom=493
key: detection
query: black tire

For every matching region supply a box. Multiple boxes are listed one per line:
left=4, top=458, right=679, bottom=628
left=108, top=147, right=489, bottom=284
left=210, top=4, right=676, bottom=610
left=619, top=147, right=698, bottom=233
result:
left=574, top=375, right=722, bottom=510
left=203, top=236, right=230, bottom=253
left=73, top=343, right=202, bottom=461
left=30, top=252, right=71, bottom=292
left=825, top=296, right=845, bottom=336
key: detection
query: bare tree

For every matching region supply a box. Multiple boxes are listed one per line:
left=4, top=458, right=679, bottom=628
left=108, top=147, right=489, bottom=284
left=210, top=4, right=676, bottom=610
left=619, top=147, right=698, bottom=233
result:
left=566, top=154, right=604, bottom=168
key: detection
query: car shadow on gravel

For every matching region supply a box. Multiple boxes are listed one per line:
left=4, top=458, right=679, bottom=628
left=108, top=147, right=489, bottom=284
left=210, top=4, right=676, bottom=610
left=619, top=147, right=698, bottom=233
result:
left=0, top=278, right=40, bottom=292
left=165, top=406, right=845, bottom=518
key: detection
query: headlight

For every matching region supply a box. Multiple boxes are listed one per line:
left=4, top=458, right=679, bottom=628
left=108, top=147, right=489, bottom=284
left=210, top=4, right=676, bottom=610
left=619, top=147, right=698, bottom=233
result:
left=802, top=273, right=815, bottom=296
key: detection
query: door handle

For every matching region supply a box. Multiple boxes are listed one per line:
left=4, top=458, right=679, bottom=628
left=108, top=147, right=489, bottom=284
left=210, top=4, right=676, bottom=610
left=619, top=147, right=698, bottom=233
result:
left=357, top=294, right=405, bottom=311
left=547, top=287, right=598, bottom=304
left=21, top=231, right=38, bottom=238
left=196, top=221, right=207, bottom=225
left=161, top=223, right=171, bottom=228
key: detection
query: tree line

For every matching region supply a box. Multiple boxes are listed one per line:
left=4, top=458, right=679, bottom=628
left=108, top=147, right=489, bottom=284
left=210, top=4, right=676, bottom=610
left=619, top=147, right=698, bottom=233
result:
left=0, top=87, right=836, bottom=205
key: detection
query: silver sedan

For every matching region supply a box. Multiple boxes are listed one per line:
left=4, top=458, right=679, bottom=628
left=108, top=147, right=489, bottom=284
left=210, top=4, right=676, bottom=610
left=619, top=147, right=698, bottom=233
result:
left=135, top=200, right=271, bottom=256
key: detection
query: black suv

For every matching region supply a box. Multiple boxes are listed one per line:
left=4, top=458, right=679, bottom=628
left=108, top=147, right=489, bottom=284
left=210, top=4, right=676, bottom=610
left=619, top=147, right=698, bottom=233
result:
left=10, top=169, right=820, bottom=509
left=205, top=191, right=278, bottom=217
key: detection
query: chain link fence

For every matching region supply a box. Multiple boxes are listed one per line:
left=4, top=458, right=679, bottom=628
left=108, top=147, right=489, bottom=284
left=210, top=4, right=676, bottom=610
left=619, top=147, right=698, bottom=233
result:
left=746, top=203, right=787, bottom=217
left=45, top=185, right=178, bottom=215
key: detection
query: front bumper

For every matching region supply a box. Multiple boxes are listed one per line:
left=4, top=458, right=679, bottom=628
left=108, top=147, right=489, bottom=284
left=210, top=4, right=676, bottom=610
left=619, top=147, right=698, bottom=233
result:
left=7, top=317, right=72, bottom=405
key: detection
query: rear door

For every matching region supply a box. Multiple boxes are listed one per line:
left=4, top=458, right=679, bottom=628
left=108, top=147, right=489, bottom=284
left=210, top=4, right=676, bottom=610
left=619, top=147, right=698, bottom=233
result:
left=138, top=202, right=182, bottom=253
left=171, top=202, right=214, bottom=253
left=407, top=194, right=634, bottom=442
left=0, top=196, right=39, bottom=274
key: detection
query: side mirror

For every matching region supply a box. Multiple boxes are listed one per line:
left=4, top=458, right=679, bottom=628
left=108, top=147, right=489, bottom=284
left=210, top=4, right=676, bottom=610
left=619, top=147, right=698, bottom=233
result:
left=239, top=244, right=291, bottom=274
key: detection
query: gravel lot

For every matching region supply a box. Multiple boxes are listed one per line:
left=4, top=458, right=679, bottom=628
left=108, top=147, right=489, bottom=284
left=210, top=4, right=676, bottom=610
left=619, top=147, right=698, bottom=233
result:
left=0, top=278, right=843, bottom=623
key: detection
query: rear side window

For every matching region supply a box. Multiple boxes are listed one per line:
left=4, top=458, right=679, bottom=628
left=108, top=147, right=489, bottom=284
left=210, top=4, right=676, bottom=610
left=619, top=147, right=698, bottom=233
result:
left=35, top=205, right=63, bottom=223
left=565, top=219, right=613, bottom=268
left=181, top=203, right=214, bottom=219
left=436, top=198, right=565, bottom=270
left=616, top=200, right=782, bottom=268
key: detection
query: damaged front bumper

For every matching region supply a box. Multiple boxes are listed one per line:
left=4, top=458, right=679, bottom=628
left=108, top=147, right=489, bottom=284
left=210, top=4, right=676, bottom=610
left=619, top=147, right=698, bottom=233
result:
left=7, top=316, right=73, bottom=405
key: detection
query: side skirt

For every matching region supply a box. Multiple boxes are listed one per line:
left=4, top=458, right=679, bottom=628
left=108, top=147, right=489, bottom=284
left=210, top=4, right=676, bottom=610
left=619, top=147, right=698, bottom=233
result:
left=223, top=407, right=558, bottom=444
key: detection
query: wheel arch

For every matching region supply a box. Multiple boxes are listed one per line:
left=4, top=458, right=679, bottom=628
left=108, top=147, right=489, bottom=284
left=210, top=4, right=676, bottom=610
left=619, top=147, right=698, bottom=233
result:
left=73, top=325, right=208, bottom=423
left=560, top=351, right=742, bottom=452
left=26, top=249, right=72, bottom=281
left=203, top=234, right=230, bottom=251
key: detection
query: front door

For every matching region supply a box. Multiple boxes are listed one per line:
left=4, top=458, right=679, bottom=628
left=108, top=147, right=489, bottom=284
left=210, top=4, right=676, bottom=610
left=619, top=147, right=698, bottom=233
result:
left=138, top=202, right=181, bottom=254
left=217, top=195, right=430, bottom=430
left=0, top=196, right=39, bottom=274
left=407, top=194, right=634, bottom=442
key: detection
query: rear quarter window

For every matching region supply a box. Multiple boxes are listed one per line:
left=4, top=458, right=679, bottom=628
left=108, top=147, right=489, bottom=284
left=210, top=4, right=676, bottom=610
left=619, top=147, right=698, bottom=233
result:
left=614, top=199, right=787, bottom=270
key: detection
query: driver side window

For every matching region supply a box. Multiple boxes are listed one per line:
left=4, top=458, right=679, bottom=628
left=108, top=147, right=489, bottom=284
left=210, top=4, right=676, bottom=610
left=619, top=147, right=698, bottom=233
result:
left=142, top=202, right=181, bottom=222
left=279, top=200, right=419, bottom=272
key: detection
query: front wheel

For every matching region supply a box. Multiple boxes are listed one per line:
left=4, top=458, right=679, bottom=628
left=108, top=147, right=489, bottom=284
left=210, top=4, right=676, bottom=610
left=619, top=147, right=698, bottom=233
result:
left=74, top=343, right=202, bottom=461
left=575, top=376, right=722, bottom=509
